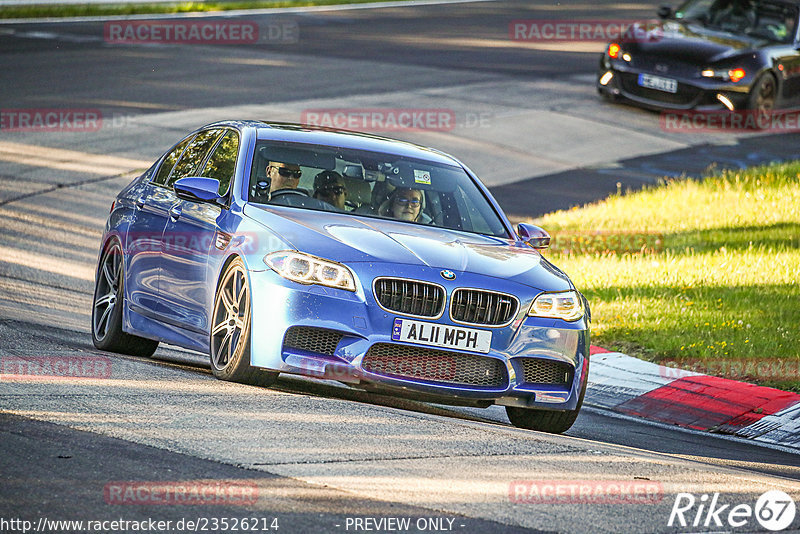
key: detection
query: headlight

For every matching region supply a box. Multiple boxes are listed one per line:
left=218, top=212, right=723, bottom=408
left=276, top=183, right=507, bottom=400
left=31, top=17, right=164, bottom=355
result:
left=728, top=68, right=746, bottom=82
left=701, top=67, right=746, bottom=82
left=264, top=251, right=356, bottom=291
left=528, top=290, right=584, bottom=321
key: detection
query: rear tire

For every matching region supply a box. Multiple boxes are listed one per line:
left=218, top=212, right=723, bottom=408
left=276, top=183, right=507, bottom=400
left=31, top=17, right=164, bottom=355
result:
left=505, top=375, right=587, bottom=434
left=210, top=258, right=278, bottom=387
left=91, top=239, right=159, bottom=357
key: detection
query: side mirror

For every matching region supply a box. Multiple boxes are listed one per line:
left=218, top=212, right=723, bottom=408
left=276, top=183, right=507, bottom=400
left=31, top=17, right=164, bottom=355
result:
left=517, top=223, right=550, bottom=250
left=657, top=5, right=672, bottom=19
left=174, top=177, right=222, bottom=203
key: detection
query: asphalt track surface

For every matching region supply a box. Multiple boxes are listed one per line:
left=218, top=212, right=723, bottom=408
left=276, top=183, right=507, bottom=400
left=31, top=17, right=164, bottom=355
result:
left=2, top=1, right=800, bottom=533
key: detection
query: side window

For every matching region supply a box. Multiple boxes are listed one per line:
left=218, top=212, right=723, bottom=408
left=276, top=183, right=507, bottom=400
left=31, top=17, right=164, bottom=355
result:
left=152, top=136, right=194, bottom=186
left=166, top=129, right=223, bottom=187
left=676, top=0, right=715, bottom=20
left=200, top=130, right=239, bottom=196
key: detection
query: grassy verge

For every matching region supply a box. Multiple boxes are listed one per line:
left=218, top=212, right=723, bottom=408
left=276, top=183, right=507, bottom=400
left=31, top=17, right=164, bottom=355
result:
left=0, top=0, right=393, bottom=19
left=524, top=162, right=800, bottom=391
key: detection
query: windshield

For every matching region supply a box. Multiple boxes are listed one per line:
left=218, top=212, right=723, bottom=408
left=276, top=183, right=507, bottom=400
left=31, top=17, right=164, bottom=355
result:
left=248, top=141, right=509, bottom=238
left=674, top=0, right=798, bottom=42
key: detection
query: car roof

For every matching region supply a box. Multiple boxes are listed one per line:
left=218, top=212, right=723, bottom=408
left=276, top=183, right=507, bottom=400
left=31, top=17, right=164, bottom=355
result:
left=205, top=120, right=464, bottom=167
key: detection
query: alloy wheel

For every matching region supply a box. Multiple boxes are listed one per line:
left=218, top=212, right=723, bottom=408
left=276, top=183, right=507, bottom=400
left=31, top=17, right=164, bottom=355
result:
left=211, top=262, right=250, bottom=371
left=93, top=242, right=121, bottom=341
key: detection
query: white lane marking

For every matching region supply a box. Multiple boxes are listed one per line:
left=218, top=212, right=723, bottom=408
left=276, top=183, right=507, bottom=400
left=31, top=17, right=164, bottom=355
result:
left=583, top=405, right=800, bottom=457
left=5, top=29, right=104, bottom=42
left=0, top=0, right=499, bottom=24
left=738, top=402, right=800, bottom=444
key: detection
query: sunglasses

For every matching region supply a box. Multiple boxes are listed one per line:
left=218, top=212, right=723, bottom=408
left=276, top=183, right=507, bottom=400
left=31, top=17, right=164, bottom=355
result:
left=272, top=166, right=302, bottom=179
left=394, top=197, right=421, bottom=207
left=322, top=186, right=346, bottom=196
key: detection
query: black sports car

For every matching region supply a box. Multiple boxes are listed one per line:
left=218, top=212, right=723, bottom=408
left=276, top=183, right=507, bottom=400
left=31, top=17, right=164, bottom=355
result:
left=597, top=0, right=800, bottom=115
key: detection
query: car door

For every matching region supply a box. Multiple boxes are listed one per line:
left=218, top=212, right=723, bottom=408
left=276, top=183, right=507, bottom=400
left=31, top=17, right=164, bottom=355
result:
left=776, top=51, right=800, bottom=108
left=126, top=134, right=195, bottom=317
left=780, top=46, right=800, bottom=108
left=158, top=128, right=230, bottom=332
left=772, top=7, right=800, bottom=107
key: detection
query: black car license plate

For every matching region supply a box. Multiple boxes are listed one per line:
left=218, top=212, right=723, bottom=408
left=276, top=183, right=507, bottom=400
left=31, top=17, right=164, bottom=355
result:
left=638, top=73, right=678, bottom=94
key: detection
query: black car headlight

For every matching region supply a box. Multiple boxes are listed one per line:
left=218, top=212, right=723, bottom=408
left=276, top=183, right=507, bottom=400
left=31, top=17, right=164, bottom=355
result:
left=528, top=290, right=585, bottom=322
left=701, top=67, right=746, bottom=82
left=264, top=251, right=356, bottom=291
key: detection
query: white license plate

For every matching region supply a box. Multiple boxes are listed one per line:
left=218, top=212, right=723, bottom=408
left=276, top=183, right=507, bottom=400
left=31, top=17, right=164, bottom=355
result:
left=391, top=318, right=491, bottom=353
left=638, top=73, right=678, bottom=93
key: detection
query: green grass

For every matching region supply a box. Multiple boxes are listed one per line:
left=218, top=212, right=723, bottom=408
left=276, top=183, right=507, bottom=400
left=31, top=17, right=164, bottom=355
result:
left=523, top=163, right=800, bottom=390
left=0, top=0, right=392, bottom=19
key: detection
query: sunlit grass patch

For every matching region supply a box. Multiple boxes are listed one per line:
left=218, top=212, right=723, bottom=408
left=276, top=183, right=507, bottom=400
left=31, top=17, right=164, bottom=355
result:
left=524, top=162, right=800, bottom=389
left=0, top=0, right=393, bottom=19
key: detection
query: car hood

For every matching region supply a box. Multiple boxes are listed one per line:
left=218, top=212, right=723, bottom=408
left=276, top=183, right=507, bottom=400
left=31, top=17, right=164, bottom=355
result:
left=243, top=204, right=571, bottom=291
left=626, top=19, right=764, bottom=64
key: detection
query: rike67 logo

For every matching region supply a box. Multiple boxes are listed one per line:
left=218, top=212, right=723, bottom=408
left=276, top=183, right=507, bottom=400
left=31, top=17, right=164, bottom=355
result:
left=669, top=490, right=796, bottom=531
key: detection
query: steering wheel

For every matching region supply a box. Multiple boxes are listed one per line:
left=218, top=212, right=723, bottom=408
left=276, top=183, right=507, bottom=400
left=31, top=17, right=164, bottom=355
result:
left=270, top=188, right=309, bottom=198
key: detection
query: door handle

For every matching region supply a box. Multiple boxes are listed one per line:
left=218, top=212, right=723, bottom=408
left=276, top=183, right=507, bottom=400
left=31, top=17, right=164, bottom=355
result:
left=169, top=206, right=181, bottom=220
left=135, top=197, right=146, bottom=209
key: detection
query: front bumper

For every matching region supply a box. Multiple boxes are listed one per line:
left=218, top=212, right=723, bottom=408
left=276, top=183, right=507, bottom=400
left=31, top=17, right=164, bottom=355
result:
left=597, top=60, right=751, bottom=111
left=248, top=264, right=589, bottom=411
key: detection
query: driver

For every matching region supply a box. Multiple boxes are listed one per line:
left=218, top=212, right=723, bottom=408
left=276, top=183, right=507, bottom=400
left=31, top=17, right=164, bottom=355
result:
left=709, top=0, right=755, bottom=30
left=267, top=161, right=304, bottom=195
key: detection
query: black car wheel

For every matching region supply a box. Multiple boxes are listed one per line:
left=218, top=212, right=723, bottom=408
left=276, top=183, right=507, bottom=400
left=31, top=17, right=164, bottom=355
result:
left=505, top=374, right=587, bottom=434
left=210, top=257, right=278, bottom=386
left=91, top=239, right=159, bottom=357
left=748, top=73, right=777, bottom=126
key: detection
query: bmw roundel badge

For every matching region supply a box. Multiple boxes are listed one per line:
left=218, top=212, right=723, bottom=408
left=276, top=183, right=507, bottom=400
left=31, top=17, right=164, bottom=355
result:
left=440, top=270, right=456, bottom=280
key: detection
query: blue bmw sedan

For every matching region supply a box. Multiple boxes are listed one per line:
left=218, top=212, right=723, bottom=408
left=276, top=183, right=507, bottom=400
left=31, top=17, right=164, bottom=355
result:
left=92, top=120, right=590, bottom=433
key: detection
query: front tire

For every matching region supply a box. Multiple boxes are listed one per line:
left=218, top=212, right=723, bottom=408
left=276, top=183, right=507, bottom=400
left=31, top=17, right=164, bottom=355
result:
left=748, top=73, right=777, bottom=127
left=505, top=376, right=587, bottom=434
left=91, top=239, right=159, bottom=357
left=210, top=258, right=277, bottom=387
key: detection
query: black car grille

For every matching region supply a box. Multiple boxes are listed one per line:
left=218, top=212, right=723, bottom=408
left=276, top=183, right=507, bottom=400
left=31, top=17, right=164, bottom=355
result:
left=450, top=289, right=518, bottom=326
left=362, top=343, right=507, bottom=388
left=519, top=358, right=573, bottom=386
left=619, top=72, right=701, bottom=106
left=373, top=278, right=445, bottom=318
left=283, top=326, right=343, bottom=356
left=630, top=57, right=697, bottom=78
